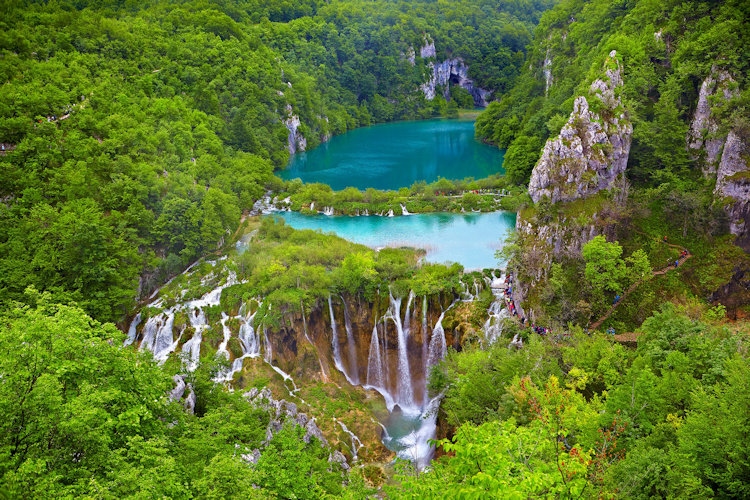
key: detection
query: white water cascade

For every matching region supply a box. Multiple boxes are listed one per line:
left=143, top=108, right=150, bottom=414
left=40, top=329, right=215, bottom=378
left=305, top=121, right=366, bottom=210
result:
left=426, top=311, right=446, bottom=372
left=125, top=312, right=141, bottom=346
left=182, top=308, right=206, bottom=371
left=400, top=203, right=411, bottom=215
left=384, top=290, right=415, bottom=411
left=366, top=322, right=384, bottom=389
left=335, top=418, right=364, bottom=462
left=483, top=273, right=509, bottom=345
left=329, top=296, right=357, bottom=386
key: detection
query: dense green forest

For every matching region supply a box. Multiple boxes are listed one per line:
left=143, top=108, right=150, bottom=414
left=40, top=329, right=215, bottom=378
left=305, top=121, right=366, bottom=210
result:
left=2, top=0, right=750, bottom=497
left=476, top=0, right=749, bottom=186
left=397, top=304, right=750, bottom=498
left=0, top=0, right=551, bottom=323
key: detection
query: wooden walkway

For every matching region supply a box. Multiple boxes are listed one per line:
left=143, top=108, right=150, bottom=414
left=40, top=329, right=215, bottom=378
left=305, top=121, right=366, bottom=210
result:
left=589, top=238, right=691, bottom=331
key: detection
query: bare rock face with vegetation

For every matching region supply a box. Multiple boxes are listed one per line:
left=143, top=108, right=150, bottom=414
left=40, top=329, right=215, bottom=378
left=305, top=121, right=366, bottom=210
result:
left=688, top=68, right=738, bottom=174
left=715, top=130, right=750, bottom=250
left=528, top=51, right=632, bottom=204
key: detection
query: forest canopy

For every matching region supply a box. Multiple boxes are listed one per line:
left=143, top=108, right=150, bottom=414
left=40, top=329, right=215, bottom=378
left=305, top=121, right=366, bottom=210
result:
left=0, top=0, right=553, bottom=322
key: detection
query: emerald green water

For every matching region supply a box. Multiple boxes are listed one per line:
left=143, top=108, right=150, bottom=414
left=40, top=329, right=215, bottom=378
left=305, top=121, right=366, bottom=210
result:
left=279, top=118, right=504, bottom=190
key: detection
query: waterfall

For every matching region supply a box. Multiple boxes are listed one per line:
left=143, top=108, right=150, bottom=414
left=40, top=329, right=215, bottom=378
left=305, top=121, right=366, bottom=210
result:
left=400, top=203, right=411, bottom=215
left=263, top=327, right=272, bottom=363
left=366, top=323, right=384, bottom=388
left=309, top=201, right=315, bottom=211
left=322, top=206, right=334, bottom=216
left=365, top=320, right=396, bottom=410
left=421, top=296, right=428, bottom=374
left=483, top=276, right=508, bottom=345
left=138, top=315, right=160, bottom=352
left=125, top=312, right=141, bottom=346
left=386, top=290, right=415, bottom=410
left=426, top=311, right=447, bottom=371
left=301, top=300, right=311, bottom=343
left=213, top=313, right=234, bottom=381
left=329, top=296, right=357, bottom=386
left=341, top=297, right=360, bottom=384
left=387, top=208, right=395, bottom=217
left=335, top=418, right=363, bottom=462
left=181, top=307, right=205, bottom=371
left=138, top=310, right=179, bottom=363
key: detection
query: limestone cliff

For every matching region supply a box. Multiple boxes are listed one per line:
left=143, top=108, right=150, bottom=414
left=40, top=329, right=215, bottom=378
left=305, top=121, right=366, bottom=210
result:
left=416, top=35, right=491, bottom=107
left=687, top=68, right=738, bottom=174
left=528, top=50, right=632, bottom=204
left=284, top=104, right=307, bottom=155
left=714, top=130, right=750, bottom=251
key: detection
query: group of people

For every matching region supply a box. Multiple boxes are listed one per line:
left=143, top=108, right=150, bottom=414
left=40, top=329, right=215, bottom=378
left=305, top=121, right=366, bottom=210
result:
left=503, top=273, right=553, bottom=337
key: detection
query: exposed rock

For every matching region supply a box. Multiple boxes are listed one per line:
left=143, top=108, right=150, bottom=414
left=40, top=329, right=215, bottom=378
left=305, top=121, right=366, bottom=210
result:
left=404, top=46, right=416, bottom=66
left=169, top=374, right=186, bottom=401
left=328, top=450, right=350, bottom=471
left=715, top=130, right=750, bottom=251
left=687, top=67, right=738, bottom=174
left=304, top=419, right=328, bottom=446
left=284, top=105, right=307, bottom=155
left=543, top=45, right=553, bottom=96
left=419, top=35, right=436, bottom=59
left=244, top=388, right=331, bottom=449
left=528, top=50, right=632, bottom=204
left=242, top=448, right=262, bottom=465
left=184, top=383, right=196, bottom=414
left=420, top=58, right=491, bottom=107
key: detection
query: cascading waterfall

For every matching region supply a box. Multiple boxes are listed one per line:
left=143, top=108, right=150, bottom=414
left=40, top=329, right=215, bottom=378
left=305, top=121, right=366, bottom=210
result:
left=335, top=418, right=363, bottom=462
left=426, top=311, right=446, bottom=372
left=400, top=203, right=411, bottom=215
left=421, top=296, right=428, bottom=375
left=366, top=323, right=384, bottom=389
left=125, top=312, right=141, bottom=346
left=341, top=298, right=360, bottom=384
left=385, top=290, right=415, bottom=411
left=483, top=273, right=508, bottom=345
left=182, top=308, right=206, bottom=371
left=263, top=327, right=272, bottom=363
left=329, top=295, right=357, bottom=386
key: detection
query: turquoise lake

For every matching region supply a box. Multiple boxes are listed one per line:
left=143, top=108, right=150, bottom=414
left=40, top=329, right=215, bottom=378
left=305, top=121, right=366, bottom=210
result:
left=274, top=210, right=516, bottom=270
left=279, top=118, right=505, bottom=190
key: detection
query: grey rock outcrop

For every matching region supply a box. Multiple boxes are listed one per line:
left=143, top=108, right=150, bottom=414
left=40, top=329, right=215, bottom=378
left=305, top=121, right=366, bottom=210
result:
left=168, top=374, right=196, bottom=414
left=169, top=374, right=186, bottom=401
left=420, top=59, right=490, bottom=106
left=528, top=50, right=632, bottom=204
left=714, top=131, right=750, bottom=251
left=419, top=35, right=436, bottom=59
left=328, top=450, right=350, bottom=471
left=284, top=105, right=307, bottom=155
left=244, top=387, right=330, bottom=448
left=687, top=68, right=737, bottom=174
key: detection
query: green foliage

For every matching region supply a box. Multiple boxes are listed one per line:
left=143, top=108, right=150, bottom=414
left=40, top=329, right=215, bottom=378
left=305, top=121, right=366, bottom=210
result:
left=583, top=235, right=626, bottom=294
left=251, top=424, right=345, bottom=498
left=477, top=0, right=749, bottom=191
left=0, top=288, right=361, bottom=498
left=0, top=0, right=555, bottom=322
left=397, top=302, right=750, bottom=498
left=503, top=135, right=543, bottom=184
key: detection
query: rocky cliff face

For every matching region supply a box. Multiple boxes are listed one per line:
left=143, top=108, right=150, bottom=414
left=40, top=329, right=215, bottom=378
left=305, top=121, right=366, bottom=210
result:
left=528, top=50, right=632, bottom=204
left=413, top=35, right=491, bottom=107
left=687, top=68, right=738, bottom=174
left=284, top=105, right=307, bottom=155
left=686, top=68, right=749, bottom=251
left=420, top=58, right=491, bottom=106
left=714, top=130, right=750, bottom=251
